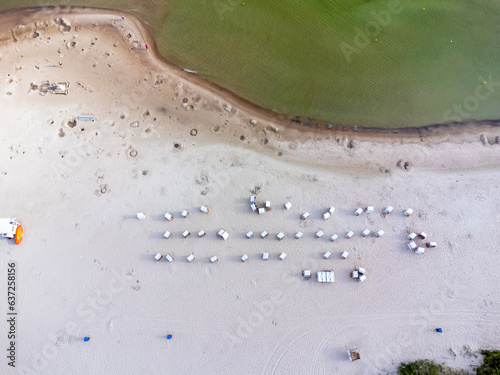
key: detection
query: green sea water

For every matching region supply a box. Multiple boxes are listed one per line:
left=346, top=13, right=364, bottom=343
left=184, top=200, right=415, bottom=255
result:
left=4, top=0, right=500, bottom=128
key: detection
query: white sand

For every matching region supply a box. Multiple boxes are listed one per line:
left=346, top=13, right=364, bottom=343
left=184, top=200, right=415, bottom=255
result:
left=1, top=7, right=500, bottom=375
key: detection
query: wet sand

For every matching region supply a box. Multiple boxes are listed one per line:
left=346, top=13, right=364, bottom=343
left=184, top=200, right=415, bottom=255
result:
left=1, top=7, right=500, bottom=375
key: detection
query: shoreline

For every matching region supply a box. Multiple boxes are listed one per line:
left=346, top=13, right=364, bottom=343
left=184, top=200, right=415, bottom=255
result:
left=1, top=6, right=500, bottom=142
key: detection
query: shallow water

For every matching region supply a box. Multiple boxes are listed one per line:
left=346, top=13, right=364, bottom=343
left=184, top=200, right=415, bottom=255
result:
left=3, top=1, right=500, bottom=128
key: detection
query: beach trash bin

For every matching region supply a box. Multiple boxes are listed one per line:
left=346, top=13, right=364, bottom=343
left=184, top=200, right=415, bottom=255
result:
left=330, top=234, right=339, bottom=242
left=154, top=253, right=162, bottom=261
left=361, top=229, right=371, bottom=237
left=301, top=212, right=310, bottom=220
left=284, top=202, right=292, bottom=210
left=276, top=232, right=285, bottom=241
left=346, top=231, right=354, bottom=239
left=315, top=230, right=324, bottom=238
left=323, top=251, right=331, bottom=259
left=354, top=208, right=363, bottom=216
left=375, top=230, right=385, bottom=238
left=262, top=252, right=269, bottom=260
left=246, top=231, right=254, bottom=239
left=341, top=251, right=349, bottom=259
left=279, top=252, right=287, bottom=260
left=366, top=206, right=374, bottom=214
left=137, top=212, right=146, bottom=220
left=294, top=231, right=303, bottom=239
left=241, top=254, right=249, bottom=262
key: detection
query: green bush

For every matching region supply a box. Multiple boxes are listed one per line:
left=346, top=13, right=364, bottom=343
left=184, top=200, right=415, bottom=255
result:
left=398, top=359, right=471, bottom=375
left=476, top=350, right=500, bottom=375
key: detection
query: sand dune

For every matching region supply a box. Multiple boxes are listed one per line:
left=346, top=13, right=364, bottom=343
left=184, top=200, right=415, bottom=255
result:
left=0, top=7, right=500, bottom=375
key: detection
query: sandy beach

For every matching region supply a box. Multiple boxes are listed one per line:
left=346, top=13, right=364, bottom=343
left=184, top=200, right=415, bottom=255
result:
left=1, top=7, right=500, bottom=375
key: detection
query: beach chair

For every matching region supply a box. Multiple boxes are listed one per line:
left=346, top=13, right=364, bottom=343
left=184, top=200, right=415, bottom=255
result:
left=284, top=202, right=292, bottom=210
left=346, top=231, right=354, bottom=239
left=295, top=231, right=303, bottom=239
left=164, top=213, right=173, bottom=221
left=246, top=231, right=253, bottom=239
left=137, top=212, right=146, bottom=220
left=361, top=229, right=371, bottom=237
left=187, top=254, right=195, bottom=262
left=241, top=254, right=249, bottom=262
left=163, top=231, right=171, bottom=239
left=154, top=253, right=162, bottom=261
left=330, top=234, right=338, bottom=242
left=323, top=251, right=331, bottom=259
left=354, top=208, right=363, bottom=216
left=366, top=206, right=374, bottom=214
left=279, top=252, right=287, bottom=260
left=341, top=251, right=349, bottom=259
left=276, top=232, right=284, bottom=241
left=262, top=252, right=269, bottom=260
left=315, top=230, right=324, bottom=238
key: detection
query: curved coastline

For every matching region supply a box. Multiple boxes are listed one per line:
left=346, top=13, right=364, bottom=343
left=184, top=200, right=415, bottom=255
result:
left=0, top=5, right=499, bottom=146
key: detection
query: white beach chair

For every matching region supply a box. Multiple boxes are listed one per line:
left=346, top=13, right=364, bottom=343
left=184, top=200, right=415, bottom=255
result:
left=250, top=196, right=256, bottom=204
left=346, top=231, right=354, bottom=239
left=384, top=206, right=393, bottom=214
left=358, top=275, right=367, bottom=283
left=323, top=251, right=331, bottom=259
left=351, top=270, right=359, bottom=279
left=165, top=254, right=174, bottom=262
left=181, top=210, right=189, bottom=218
left=261, top=231, right=268, bottom=238
left=354, top=208, right=363, bottom=216
left=341, top=251, right=349, bottom=259
left=187, top=254, right=195, bottom=263
left=375, top=230, right=385, bottom=238
left=164, top=212, right=173, bottom=221
left=137, top=212, right=146, bottom=220
left=258, top=208, right=265, bottom=215
left=302, top=270, right=311, bottom=279
left=241, top=254, right=249, bottom=262
left=284, top=202, right=292, bottom=210
left=154, top=253, right=162, bottom=261
left=246, top=231, right=254, bottom=239
left=276, top=232, right=284, bottom=241
left=163, top=231, right=172, bottom=239
left=315, top=230, right=324, bottom=238
left=358, top=267, right=366, bottom=274
left=407, top=241, right=417, bottom=250
left=210, top=256, right=218, bottom=263
left=404, top=208, right=414, bottom=217
left=251, top=203, right=257, bottom=212
left=361, top=229, right=371, bottom=237
left=295, top=231, right=303, bottom=239
left=265, top=201, right=271, bottom=211
left=407, top=232, right=417, bottom=240
left=182, top=230, right=191, bottom=238
left=328, top=207, right=335, bottom=215
left=418, top=232, right=428, bottom=239
left=330, top=234, right=338, bottom=242
left=200, top=205, right=209, bottom=214
left=322, top=212, right=331, bottom=221
left=415, top=247, right=425, bottom=254
left=301, top=212, right=309, bottom=220
left=366, top=206, right=374, bottom=214
left=279, top=252, right=287, bottom=260
left=198, top=230, right=206, bottom=238
left=262, top=252, right=269, bottom=260
left=426, top=241, right=437, bottom=248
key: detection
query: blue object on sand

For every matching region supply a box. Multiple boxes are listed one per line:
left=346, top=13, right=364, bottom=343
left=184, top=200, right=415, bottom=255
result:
left=167, top=334, right=172, bottom=339
left=84, top=337, right=90, bottom=341
left=436, top=328, right=443, bottom=333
